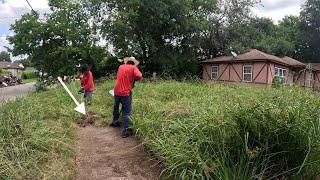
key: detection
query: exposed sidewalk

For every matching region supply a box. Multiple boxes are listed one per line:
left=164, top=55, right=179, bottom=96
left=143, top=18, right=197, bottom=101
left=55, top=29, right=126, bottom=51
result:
left=0, top=82, right=36, bottom=105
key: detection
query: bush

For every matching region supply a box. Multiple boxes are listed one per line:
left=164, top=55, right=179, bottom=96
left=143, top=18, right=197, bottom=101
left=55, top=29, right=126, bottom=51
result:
left=35, top=76, right=56, bottom=91
left=272, top=76, right=284, bottom=88
left=22, top=71, right=37, bottom=79
left=0, top=68, right=7, bottom=76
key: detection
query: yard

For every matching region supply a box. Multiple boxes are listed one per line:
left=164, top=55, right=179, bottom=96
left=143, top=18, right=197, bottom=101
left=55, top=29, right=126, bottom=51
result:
left=0, top=80, right=320, bottom=179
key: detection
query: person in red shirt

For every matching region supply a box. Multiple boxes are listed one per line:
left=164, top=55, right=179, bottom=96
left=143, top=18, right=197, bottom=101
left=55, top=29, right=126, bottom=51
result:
left=80, top=64, right=94, bottom=105
left=110, top=57, right=142, bottom=138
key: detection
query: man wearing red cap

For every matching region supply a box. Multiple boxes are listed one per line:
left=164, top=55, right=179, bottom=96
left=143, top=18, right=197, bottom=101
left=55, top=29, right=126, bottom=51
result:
left=110, top=57, right=142, bottom=138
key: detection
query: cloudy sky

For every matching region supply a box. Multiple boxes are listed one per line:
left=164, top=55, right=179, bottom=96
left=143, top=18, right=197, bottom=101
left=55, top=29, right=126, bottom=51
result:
left=0, top=0, right=306, bottom=58
left=253, top=0, right=305, bottom=22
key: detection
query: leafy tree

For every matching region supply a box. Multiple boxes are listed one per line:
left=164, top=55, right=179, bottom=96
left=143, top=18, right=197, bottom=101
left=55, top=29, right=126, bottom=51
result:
left=88, top=0, right=260, bottom=77
left=88, top=0, right=217, bottom=76
left=9, top=0, right=108, bottom=83
left=229, top=17, right=276, bottom=53
left=14, top=58, right=33, bottom=67
left=0, top=51, right=11, bottom=62
left=300, top=0, right=320, bottom=62
left=229, top=16, right=303, bottom=59
left=274, top=16, right=302, bottom=58
left=203, top=0, right=260, bottom=57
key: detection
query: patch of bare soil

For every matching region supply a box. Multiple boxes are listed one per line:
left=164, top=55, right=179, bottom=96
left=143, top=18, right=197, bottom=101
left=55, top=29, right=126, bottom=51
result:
left=75, top=126, right=162, bottom=180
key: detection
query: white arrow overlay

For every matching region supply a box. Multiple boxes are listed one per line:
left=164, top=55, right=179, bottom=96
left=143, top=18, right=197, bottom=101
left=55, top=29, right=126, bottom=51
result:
left=57, top=77, right=86, bottom=115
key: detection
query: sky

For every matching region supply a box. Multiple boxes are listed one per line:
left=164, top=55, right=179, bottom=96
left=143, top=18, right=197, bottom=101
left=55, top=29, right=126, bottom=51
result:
left=253, top=0, right=306, bottom=23
left=0, top=0, right=306, bottom=60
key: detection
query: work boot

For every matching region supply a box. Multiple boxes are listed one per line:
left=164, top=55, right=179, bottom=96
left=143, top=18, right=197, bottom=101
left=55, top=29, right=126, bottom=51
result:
left=122, top=132, right=129, bottom=138
left=110, top=121, right=120, bottom=127
left=122, top=128, right=133, bottom=138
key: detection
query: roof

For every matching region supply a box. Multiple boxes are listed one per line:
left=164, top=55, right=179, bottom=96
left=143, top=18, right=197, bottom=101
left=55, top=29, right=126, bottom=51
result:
left=201, top=56, right=233, bottom=63
left=0, top=61, right=24, bottom=69
left=282, top=56, right=305, bottom=67
left=201, top=49, right=305, bottom=68
left=309, top=63, right=320, bottom=71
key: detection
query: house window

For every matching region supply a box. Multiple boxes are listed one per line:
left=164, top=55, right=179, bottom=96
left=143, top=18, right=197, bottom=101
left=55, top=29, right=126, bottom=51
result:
left=274, top=67, right=287, bottom=83
left=211, top=66, right=219, bottom=80
left=243, top=65, right=253, bottom=82
left=307, top=71, right=314, bottom=88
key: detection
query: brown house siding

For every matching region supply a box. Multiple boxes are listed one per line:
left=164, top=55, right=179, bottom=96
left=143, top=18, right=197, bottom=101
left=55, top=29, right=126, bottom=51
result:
left=296, top=70, right=304, bottom=87
left=203, top=62, right=283, bottom=85
left=202, top=64, right=212, bottom=81
left=230, top=64, right=242, bottom=81
left=253, top=62, right=268, bottom=83
left=314, top=72, right=320, bottom=88
left=201, top=49, right=320, bottom=89
left=202, top=61, right=319, bottom=88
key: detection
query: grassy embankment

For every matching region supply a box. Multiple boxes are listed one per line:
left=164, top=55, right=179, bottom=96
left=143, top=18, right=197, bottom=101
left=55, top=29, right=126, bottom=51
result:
left=1, top=80, right=320, bottom=179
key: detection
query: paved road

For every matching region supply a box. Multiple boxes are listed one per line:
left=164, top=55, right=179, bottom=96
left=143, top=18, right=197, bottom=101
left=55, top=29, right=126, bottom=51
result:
left=0, top=82, right=36, bottom=105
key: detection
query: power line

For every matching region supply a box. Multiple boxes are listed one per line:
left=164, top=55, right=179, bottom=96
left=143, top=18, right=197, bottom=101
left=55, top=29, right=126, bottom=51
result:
left=25, top=0, right=37, bottom=15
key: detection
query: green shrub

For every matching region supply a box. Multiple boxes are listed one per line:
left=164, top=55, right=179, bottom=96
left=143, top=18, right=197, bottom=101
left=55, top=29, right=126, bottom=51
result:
left=272, top=76, right=284, bottom=88
left=22, top=71, right=37, bottom=79
left=0, top=68, right=6, bottom=76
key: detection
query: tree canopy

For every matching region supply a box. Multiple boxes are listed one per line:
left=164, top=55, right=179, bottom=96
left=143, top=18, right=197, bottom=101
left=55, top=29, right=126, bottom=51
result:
left=299, top=0, right=320, bottom=62
left=87, top=0, right=260, bottom=76
left=9, top=0, right=109, bottom=80
left=8, top=0, right=320, bottom=80
left=0, top=51, right=11, bottom=62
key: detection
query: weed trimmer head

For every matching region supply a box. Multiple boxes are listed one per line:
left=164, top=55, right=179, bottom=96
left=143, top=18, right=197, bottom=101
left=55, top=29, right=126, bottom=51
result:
left=109, top=89, right=114, bottom=97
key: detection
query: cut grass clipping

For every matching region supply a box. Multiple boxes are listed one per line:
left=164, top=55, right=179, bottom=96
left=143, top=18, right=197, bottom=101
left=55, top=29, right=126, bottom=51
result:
left=0, top=83, right=81, bottom=179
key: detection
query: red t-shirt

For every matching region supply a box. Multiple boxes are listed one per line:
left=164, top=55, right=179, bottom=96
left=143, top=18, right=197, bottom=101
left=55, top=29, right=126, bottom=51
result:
left=82, top=70, right=94, bottom=92
left=114, top=64, right=142, bottom=96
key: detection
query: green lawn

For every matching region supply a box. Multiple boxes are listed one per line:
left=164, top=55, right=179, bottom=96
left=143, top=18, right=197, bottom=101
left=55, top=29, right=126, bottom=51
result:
left=1, top=80, right=320, bottom=179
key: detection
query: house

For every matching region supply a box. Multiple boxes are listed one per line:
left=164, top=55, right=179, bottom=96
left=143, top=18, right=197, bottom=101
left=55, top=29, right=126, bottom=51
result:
left=309, top=63, right=320, bottom=88
left=201, top=49, right=320, bottom=88
left=0, top=61, right=25, bottom=78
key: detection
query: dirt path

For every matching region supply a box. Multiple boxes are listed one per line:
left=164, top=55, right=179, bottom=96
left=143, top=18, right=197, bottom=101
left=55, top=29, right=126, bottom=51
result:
left=75, top=126, right=161, bottom=180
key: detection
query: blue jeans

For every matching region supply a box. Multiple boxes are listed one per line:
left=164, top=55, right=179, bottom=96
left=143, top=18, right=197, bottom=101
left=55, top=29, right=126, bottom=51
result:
left=113, top=94, right=132, bottom=134
left=84, top=91, right=93, bottom=105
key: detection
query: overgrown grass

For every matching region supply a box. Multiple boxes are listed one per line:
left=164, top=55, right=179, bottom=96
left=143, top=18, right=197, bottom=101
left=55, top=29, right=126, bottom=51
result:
left=1, top=80, right=320, bottom=179
left=97, top=80, right=320, bottom=179
left=0, top=83, right=81, bottom=179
